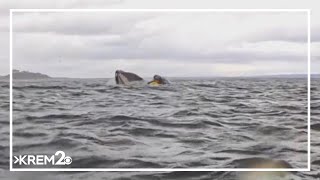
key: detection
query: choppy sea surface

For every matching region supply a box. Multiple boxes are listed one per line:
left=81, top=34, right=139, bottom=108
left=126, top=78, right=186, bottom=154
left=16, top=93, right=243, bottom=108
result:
left=1, top=77, right=320, bottom=180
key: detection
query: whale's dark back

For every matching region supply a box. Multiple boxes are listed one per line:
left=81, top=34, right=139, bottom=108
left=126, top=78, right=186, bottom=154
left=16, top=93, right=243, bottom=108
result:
left=123, top=72, right=143, bottom=81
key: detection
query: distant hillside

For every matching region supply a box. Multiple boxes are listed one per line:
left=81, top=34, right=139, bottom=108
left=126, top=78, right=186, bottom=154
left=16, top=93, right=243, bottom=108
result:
left=2, top=70, right=51, bottom=79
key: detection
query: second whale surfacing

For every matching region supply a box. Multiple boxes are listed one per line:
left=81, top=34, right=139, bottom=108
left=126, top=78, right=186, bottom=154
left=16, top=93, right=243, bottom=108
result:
left=115, top=70, right=144, bottom=85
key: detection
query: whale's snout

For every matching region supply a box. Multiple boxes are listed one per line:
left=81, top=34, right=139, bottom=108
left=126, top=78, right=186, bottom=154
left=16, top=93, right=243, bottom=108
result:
left=115, top=70, right=123, bottom=84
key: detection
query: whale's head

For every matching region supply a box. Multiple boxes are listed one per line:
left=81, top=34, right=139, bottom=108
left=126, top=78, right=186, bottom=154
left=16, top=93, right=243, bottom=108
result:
left=115, top=70, right=126, bottom=84
left=115, top=70, right=143, bottom=85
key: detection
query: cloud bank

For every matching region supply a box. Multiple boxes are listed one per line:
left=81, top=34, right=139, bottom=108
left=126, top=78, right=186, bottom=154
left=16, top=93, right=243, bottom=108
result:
left=10, top=11, right=310, bottom=78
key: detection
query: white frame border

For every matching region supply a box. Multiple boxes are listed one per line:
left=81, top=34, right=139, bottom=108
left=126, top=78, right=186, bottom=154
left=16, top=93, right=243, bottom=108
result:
left=9, top=8, right=311, bottom=172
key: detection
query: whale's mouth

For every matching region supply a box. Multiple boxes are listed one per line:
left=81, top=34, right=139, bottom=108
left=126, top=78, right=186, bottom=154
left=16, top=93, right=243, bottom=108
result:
left=115, top=70, right=129, bottom=85
left=115, top=70, right=144, bottom=85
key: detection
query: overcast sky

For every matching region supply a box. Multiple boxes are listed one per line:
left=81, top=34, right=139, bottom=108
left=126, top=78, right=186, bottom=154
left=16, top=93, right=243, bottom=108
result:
left=1, top=0, right=320, bottom=78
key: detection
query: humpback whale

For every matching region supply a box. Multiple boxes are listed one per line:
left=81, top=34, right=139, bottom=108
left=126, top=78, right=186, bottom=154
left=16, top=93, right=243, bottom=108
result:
left=148, top=75, right=170, bottom=85
left=115, top=70, right=144, bottom=85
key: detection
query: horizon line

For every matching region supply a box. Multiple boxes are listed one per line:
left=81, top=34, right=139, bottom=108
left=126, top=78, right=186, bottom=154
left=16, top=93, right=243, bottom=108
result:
left=2, top=73, right=318, bottom=79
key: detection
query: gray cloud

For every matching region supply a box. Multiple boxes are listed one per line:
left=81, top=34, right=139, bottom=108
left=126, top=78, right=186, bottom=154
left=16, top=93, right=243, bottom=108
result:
left=13, top=12, right=156, bottom=36
left=248, top=28, right=308, bottom=43
left=13, top=12, right=308, bottom=63
left=0, top=6, right=314, bottom=77
left=10, top=12, right=311, bottom=77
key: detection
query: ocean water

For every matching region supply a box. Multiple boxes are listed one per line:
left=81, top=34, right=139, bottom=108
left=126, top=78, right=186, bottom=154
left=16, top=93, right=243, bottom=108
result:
left=1, top=77, right=320, bottom=179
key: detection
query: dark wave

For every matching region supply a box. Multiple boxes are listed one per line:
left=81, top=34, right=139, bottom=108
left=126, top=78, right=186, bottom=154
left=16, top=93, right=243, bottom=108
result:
left=276, top=105, right=303, bottom=111
left=1, top=84, right=9, bottom=88
left=95, top=89, right=109, bottom=93
left=109, top=115, right=141, bottom=121
left=311, top=123, right=320, bottom=131
left=13, top=131, right=47, bottom=138
left=193, top=83, right=217, bottom=88
left=25, top=114, right=87, bottom=121
left=258, top=125, right=292, bottom=135
left=146, top=119, right=208, bottom=129
left=70, top=92, right=92, bottom=96
left=216, top=149, right=261, bottom=155
left=172, top=110, right=199, bottom=117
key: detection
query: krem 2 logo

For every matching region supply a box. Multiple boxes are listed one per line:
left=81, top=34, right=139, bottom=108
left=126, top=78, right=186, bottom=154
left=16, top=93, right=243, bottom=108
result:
left=14, top=150, right=72, bottom=166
